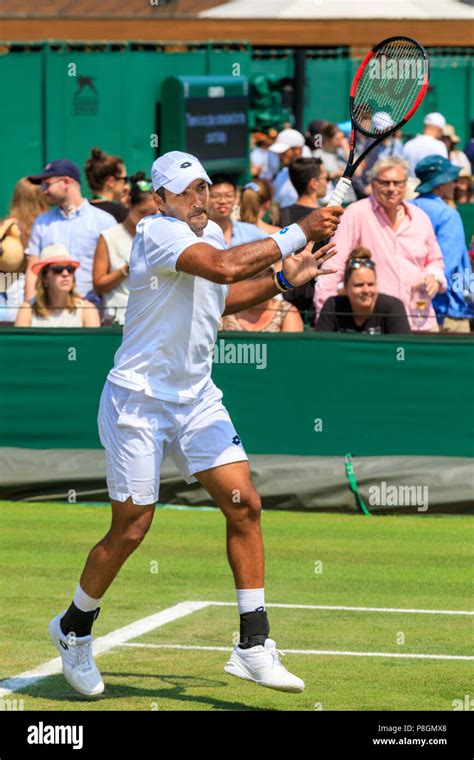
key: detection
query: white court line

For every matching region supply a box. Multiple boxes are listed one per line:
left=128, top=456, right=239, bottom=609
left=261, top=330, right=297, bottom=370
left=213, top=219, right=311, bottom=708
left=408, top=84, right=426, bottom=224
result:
left=206, top=602, right=474, bottom=616
left=1, top=598, right=472, bottom=697
left=119, top=642, right=474, bottom=662
left=0, top=601, right=208, bottom=698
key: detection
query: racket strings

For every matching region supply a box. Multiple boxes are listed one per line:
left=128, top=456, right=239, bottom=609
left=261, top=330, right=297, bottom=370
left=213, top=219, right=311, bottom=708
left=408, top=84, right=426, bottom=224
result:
left=353, top=39, right=428, bottom=135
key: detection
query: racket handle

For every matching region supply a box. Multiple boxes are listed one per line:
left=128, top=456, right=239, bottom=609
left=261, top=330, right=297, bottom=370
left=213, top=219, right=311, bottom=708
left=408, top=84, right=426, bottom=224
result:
left=326, top=177, right=353, bottom=207
left=311, top=177, right=352, bottom=252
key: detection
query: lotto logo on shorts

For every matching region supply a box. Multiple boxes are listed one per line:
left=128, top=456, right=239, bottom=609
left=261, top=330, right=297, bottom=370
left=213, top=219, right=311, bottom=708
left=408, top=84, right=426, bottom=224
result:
left=232, top=435, right=241, bottom=446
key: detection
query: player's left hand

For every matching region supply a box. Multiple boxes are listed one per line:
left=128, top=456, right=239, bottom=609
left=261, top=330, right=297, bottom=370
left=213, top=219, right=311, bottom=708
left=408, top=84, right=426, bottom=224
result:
left=423, top=275, right=440, bottom=299
left=282, top=241, right=337, bottom=287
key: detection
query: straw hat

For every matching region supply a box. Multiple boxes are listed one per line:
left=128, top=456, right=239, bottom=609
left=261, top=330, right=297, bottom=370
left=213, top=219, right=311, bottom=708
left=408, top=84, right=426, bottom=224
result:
left=442, top=124, right=461, bottom=144
left=0, top=218, right=24, bottom=273
left=31, top=244, right=80, bottom=275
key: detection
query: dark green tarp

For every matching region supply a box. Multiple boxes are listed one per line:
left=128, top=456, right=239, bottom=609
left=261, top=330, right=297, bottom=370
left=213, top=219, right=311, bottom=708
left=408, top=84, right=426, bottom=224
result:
left=1, top=329, right=473, bottom=457
left=1, top=449, right=472, bottom=514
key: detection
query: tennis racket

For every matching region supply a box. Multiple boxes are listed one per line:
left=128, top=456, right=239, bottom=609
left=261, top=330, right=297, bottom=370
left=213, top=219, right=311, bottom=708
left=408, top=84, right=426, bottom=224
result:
left=314, top=35, right=429, bottom=249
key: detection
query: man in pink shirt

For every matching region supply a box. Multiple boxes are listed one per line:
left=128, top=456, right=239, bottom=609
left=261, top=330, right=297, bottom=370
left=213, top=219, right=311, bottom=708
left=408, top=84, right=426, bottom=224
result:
left=314, top=156, right=446, bottom=331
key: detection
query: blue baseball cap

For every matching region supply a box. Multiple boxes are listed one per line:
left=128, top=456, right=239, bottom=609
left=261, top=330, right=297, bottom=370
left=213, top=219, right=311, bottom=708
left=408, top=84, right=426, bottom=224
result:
left=28, top=159, right=81, bottom=185
left=415, top=155, right=460, bottom=195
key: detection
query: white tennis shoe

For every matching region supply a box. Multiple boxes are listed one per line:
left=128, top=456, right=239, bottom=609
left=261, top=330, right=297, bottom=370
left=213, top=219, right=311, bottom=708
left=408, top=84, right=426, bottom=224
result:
left=224, top=638, right=305, bottom=693
left=49, top=611, right=104, bottom=698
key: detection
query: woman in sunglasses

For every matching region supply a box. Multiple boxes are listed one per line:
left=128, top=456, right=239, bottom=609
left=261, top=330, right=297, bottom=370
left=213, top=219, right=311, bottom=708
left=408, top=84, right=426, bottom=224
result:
left=315, top=247, right=411, bottom=334
left=85, top=146, right=129, bottom=222
left=14, top=244, right=100, bottom=327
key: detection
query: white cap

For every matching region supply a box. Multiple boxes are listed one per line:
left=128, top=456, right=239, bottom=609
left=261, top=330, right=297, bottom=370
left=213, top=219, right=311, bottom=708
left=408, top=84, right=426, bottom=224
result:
left=423, top=112, right=446, bottom=129
left=151, top=151, right=212, bottom=193
left=372, top=111, right=395, bottom=132
left=268, top=128, right=305, bottom=154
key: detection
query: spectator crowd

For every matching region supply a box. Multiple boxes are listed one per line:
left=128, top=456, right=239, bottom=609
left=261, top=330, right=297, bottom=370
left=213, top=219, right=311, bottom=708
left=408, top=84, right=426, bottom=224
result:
left=1, top=111, right=473, bottom=335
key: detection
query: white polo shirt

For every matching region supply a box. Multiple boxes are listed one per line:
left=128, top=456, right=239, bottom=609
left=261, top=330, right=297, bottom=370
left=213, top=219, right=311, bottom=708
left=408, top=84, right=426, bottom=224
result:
left=107, top=215, right=228, bottom=403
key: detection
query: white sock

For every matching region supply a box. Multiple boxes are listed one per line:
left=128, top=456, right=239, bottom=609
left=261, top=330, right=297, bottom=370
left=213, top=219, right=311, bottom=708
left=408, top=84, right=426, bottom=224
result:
left=73, top=584, right=102, bottom=612
left=236, top=588, right=265, bottom=615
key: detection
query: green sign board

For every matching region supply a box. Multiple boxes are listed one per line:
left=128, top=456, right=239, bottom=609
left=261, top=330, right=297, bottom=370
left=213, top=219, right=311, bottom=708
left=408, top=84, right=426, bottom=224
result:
left=160, top=76, right=249, bottom=179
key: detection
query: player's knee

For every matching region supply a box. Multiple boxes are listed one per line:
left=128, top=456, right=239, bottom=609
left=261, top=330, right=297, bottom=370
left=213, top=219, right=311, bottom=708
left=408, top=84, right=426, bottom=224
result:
left=118, top=517, right=152, bottom=552
left=228, top=490, right=262, bottom=526
left=248, top=492, right=262, bottom=517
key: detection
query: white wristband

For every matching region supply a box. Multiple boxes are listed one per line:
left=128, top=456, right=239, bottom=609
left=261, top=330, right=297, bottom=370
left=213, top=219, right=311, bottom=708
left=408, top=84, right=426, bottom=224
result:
left=270, top=223, right=307, bottom=259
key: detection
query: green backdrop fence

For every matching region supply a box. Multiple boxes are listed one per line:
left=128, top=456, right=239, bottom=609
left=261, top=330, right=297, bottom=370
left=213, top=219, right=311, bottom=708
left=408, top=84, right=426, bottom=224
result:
left=1, top=329, right=473, bottom=458
left=0, top=43, right=472, bottom=217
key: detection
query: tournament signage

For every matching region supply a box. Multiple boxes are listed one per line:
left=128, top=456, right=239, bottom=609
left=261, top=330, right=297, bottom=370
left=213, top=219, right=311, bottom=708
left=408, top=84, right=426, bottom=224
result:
left=185, top=96, right=247, bottom=161
left=161, top=76, right=249, bottom=178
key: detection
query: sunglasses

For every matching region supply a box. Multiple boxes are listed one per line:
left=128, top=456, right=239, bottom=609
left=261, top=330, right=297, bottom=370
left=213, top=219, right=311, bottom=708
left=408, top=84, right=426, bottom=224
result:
left=47, top=265, right=76, bottom=274
left=347, top=259, right=376, bottom=271
left=115, top=175, right=129, bottom=182
left=41, top=177, right=66, bottom=190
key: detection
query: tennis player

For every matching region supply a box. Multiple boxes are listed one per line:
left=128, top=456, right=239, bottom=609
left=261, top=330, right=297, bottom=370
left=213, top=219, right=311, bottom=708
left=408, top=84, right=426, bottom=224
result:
left=49, top=151, right=342, bottom=698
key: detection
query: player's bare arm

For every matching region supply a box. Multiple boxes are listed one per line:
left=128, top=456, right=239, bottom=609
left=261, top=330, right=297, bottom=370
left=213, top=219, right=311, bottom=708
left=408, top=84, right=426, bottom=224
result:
left=176, top=206, right=343, bottom=284
left=223, top=241, right=338, bottom=316
left=177, top=237, right=283, bottom=284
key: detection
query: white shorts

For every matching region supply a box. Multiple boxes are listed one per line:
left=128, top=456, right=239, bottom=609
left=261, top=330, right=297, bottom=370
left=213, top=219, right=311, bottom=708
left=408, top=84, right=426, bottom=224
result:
left=97, top=380, right=248, bottom=506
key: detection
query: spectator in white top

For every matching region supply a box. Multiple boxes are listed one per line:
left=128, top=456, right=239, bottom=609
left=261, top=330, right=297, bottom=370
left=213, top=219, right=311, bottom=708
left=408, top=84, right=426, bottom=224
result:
left=0, top=217, right=24, bottom=324
left=441, top=124, right=472, bottom=174
left=15, top=244, right=100, bottom=327
left=402, top=113, right=448, bottom=177
left=0, top=179, right=50, bottom=324
left=268, top=128, right=305, bottom=208
left=93, top=173, right=157, bottom=325
left=250, top=130, right=280, bottom=181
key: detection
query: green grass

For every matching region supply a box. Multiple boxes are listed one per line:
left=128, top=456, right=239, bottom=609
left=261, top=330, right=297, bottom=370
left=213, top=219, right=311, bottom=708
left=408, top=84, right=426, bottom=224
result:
left=0, top=501, right=472, bottom=711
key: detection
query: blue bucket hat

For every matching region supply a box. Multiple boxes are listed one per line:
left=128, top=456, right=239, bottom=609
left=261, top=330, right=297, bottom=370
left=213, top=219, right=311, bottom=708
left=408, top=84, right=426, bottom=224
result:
left=415, top=155, right=460, bottom=195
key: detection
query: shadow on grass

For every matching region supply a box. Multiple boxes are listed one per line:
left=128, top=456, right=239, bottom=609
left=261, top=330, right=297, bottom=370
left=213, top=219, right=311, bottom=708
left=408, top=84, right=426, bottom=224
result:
left=14, top=671, right=279, bottom=711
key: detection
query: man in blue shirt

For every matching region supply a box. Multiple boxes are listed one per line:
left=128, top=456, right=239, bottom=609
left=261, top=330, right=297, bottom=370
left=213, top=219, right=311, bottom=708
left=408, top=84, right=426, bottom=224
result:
left=25, top=159, right=117, bottom=306
left=208, top=173, right=268, bottom=246
left=411, top=155, right=471, bottom=333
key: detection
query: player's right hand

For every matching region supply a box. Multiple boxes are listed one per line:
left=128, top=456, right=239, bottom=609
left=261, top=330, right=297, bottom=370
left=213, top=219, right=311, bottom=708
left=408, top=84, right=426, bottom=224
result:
left=297, top=206, right=344, bottom=243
